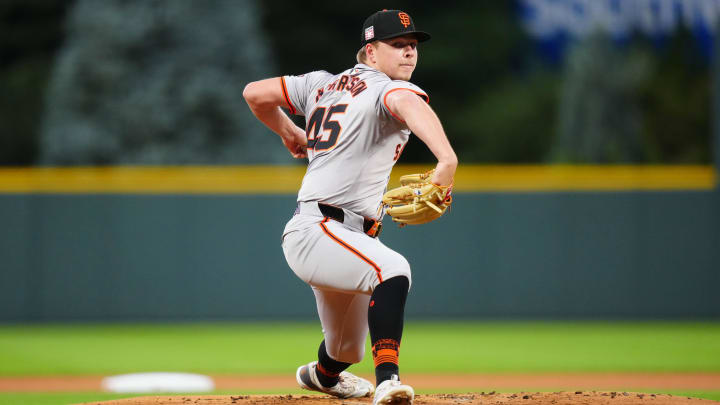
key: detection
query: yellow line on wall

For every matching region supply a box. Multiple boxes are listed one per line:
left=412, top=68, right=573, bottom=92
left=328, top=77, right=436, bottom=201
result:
left=0, top=166, right=307, bottom=194
left=0, top=165, right=715, bottom=194
left=450, top=165, right=717, bottom=192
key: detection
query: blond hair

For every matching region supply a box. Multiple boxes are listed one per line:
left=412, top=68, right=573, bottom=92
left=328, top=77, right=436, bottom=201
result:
left=356, top=46, right=368, bottom=64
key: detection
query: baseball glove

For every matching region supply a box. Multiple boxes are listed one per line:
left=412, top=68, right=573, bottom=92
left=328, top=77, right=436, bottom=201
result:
left=382, top=170, right=453, bottom=226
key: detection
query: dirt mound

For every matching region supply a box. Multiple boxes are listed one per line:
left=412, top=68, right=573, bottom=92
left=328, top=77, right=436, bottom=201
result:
left=5, top=373, right=720, bottom=392
left=78, top=392, right=720, bottom=405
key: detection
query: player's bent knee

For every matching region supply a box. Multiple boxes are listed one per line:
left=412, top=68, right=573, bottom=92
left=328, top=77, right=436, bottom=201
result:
left=382, top=257, right=412, bottom=288
left=334, top=344, right=365, bottom=364
left=325, top=338, right=366, bottom=364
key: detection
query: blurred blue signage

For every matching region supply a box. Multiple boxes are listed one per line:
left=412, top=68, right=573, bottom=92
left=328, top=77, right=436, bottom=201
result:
left=520, top=0, right=720, bottom=58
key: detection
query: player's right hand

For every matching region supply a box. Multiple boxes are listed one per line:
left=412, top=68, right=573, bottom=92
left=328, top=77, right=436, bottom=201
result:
left=282, top=128, right=307, bottom=158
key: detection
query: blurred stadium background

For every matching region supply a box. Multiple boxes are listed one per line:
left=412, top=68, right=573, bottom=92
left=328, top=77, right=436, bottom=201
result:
left=1, top=1, right=719, bottom=403
left=1, top=0, right=717, bottom=322
left=2, top=0, right=718, bottom=166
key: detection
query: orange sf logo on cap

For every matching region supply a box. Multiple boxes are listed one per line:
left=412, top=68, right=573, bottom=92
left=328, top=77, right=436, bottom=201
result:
left=398, top=12, right=411, bottom=28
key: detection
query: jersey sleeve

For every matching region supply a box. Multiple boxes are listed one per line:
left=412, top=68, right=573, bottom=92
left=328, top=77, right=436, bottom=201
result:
left=281, top=71, right=333, bottom=116
left=379, top=81, right=429, bottom=123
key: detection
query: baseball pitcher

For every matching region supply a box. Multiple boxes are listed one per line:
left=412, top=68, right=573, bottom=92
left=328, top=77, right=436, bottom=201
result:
left=243, top=9, right=457, bottom=405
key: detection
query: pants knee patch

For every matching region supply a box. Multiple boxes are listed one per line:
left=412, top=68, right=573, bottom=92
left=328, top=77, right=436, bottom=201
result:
left=374, top=259, right=411, bottom=291
left=395, top=260, right=411, bottom=283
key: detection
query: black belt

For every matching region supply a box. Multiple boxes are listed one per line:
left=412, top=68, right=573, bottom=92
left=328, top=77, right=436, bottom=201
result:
left=318, top=203, right=382, bottom=238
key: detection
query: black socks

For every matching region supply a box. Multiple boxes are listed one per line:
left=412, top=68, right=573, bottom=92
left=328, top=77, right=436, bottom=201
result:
left=313, top=276, right=410, bottom=387
left=368, top=276, right=409, bottom=385
left=315, top=340, right=351, bottom=387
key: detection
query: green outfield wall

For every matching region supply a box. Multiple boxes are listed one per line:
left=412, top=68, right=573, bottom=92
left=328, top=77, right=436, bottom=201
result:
left=1, top=190, right=718, bottom=321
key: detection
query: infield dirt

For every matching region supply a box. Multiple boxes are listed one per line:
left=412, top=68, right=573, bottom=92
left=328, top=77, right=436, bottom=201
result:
left=3, top=374, right=719, bottom=405
left=78, top=392, right=720, bottom=405
left=4, top=373, right=720, bottom=392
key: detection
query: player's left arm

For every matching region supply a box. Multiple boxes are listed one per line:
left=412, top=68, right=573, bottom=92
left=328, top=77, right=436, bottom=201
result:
left=243, top=78, right=307, bottom=158
left=385, top=90, right=457, bottom=186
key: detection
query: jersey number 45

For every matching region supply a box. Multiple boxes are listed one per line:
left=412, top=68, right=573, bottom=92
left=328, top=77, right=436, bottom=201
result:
left=306, top=104, right=348, bottom=152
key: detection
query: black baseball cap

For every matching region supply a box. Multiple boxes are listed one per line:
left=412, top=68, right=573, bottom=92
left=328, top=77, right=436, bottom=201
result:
left=360, top=9, right=431, bottom=46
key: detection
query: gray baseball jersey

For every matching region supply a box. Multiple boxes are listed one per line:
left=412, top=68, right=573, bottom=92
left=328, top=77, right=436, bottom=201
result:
left=281, top=63, right=428, bottom=219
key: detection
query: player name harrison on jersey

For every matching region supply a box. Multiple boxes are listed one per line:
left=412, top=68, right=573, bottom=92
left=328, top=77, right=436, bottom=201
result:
left=316, top=74, right=368, bottom=102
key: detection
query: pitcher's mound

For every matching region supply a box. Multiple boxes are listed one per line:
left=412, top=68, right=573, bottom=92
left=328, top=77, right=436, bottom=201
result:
left=79, top=392, right=720, bottom=405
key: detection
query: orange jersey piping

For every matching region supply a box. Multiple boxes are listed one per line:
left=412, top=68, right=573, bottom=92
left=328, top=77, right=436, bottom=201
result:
left=279, top=76, right=297, bottom=115
left=319, top=218, right=383, bottom=283
left=383, top=88, right=429, bottom=123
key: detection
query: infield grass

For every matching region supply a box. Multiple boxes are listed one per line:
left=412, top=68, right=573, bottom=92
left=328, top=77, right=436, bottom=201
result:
left=1, top=321, right=719, bottom=404
left=1, top=321, right=719, bottom=376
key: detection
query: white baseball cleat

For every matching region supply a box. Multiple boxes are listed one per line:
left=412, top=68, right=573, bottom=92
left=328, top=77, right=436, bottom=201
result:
left=373, top=374, right=414, bottom=404
left=296, top=361, right=374, bottom=398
